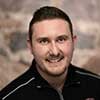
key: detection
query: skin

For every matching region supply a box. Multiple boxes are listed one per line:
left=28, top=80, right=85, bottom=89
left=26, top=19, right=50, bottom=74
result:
left=28, top=19, right=76, bottom=90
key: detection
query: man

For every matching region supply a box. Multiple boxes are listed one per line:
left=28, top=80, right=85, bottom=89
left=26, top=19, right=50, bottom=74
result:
left=0, top=6, right=100, bottom=100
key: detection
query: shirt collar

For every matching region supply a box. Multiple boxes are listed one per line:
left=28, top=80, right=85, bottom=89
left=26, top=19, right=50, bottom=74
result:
left=30, top=60, right=81, bottom=88
left=64, top=64, right=81, bottom=87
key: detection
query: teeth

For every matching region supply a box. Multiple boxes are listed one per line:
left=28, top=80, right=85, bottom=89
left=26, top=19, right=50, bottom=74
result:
left=47, top=58, right=62, bottom=63
left=49, top=59, right=59, bottom=63
left=46, top=56, right=64, bottom=63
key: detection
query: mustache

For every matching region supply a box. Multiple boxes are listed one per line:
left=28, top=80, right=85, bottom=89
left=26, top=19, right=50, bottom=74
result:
left=46, top=53, right=64, bottom=61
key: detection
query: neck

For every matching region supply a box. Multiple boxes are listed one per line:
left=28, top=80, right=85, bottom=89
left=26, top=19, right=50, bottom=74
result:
left=49, top=75, right=66, bottom=91
left=36, top=65, right=68, bottom=91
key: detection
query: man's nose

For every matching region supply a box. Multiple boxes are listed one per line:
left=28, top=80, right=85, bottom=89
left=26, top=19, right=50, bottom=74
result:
left=49, top=42, right=59, bottom=56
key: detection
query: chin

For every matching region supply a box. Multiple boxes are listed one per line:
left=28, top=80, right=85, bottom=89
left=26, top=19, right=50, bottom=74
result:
left=46, top=65, right=67, bottom=77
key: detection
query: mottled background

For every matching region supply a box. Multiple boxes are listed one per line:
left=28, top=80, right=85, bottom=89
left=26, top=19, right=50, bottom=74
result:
left=0, top=0, right=100, bottom=90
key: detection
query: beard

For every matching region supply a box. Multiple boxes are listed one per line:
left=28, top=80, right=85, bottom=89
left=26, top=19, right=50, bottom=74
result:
left=45, top=53, right=64, bottom=63
left=35, top=51, right=72, bottom=78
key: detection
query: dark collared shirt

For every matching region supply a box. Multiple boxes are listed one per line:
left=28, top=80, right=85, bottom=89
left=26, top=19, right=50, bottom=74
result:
left=0, top=60, right=100, bottom=100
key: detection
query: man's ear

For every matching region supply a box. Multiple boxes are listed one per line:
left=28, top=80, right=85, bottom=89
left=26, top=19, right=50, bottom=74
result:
left=27, top=38, right=33, bottom=54
left=72, top=35, right=77, bottom=51
left=73, top=35, right=77, bottom=44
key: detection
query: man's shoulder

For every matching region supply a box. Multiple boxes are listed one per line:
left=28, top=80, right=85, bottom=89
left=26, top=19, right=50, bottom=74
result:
left=0, top=66, right=35, bottom=99
left=72, top=64, right=100, bottom=82
left=70, top=64, right=100, bottom=96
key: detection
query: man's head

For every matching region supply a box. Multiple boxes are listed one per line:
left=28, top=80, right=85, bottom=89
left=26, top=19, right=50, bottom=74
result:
left=28, top=6, right=76, bottom=78
left=29, top=6, right=73, bottom=43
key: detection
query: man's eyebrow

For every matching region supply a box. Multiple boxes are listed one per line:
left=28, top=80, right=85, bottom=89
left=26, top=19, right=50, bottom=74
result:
left=57, top=34, right=69, bottom=38
left=36, top=36, right=49, bottom=39
left=36, top=37, right=49, bottom=41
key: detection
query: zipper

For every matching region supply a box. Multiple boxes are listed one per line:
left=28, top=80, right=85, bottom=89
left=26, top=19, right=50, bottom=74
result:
left=36, top=85, right=64, bottom=100
left=56, top=89, right=64, bottom=100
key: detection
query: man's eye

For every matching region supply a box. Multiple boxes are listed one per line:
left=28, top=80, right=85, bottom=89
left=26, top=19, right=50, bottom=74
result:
left=39, top=39, right=49, bottom=45
left=57, top=35, right=69, bottom=43
left=57, top=37, right=67, bottom=43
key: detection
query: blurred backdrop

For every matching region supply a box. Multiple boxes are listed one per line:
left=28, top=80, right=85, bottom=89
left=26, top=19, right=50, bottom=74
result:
left=0, top=0, right=100, bottom=90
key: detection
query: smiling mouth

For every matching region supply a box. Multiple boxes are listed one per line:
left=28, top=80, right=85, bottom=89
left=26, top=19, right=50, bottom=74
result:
left=46, top=56, right=64, bottom=63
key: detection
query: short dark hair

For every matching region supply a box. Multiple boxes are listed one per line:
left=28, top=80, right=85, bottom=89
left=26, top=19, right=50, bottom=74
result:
left=29, top=6, right=73, bottom=42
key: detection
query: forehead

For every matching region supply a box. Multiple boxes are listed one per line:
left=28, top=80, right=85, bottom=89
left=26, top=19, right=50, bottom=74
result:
left=32, top=19, right=71, bottom=38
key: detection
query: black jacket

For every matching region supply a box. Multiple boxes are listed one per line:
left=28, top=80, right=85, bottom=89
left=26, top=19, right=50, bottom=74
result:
left=0, top=60, right=100, bottom=100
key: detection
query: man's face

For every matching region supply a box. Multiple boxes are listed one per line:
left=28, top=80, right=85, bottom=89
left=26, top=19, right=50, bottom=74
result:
left=29, top=19, right=76, bottom=77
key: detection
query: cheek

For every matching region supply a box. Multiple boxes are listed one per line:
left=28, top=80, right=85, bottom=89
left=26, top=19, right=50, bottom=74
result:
left=32, top=45, right=48, bottom=58
left=60, top=43, right=74, bottom=55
